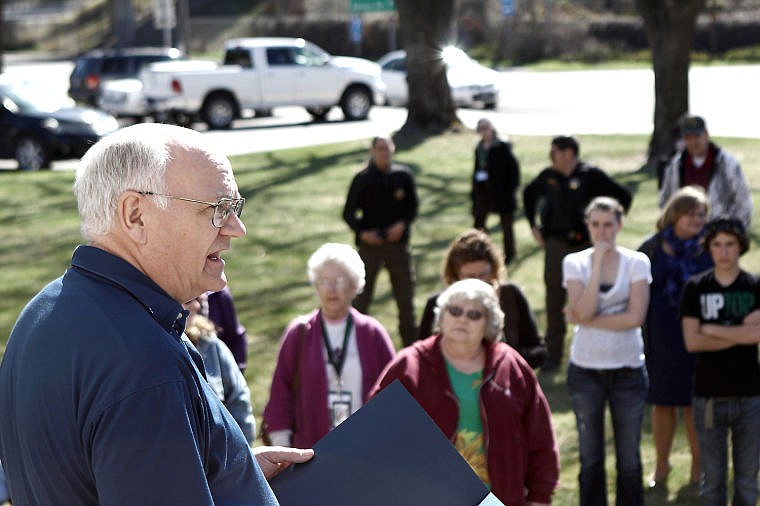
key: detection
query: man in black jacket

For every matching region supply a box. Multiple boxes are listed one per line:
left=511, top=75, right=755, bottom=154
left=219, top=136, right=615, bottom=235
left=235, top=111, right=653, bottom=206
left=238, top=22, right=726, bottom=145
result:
left=523, top=136, right=632, bottom=371
left=343, top=136, right=419, bottom=346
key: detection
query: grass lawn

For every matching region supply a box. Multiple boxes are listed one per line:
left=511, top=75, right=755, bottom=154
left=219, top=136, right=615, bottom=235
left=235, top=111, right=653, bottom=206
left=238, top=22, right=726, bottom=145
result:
left=1, top=130, right=758, bottom=504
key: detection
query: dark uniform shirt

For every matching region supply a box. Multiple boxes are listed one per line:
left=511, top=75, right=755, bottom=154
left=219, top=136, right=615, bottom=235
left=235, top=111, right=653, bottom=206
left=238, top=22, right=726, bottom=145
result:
left=342, top=161, right=418, bottom=245
left=0, top=245, right=276, bottom=506
left=523, top=163, right=632, bottom=244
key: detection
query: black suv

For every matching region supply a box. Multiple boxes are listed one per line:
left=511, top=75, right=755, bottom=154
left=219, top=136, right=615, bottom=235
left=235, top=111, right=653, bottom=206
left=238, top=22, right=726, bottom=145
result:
left=69, top=47, right=184, bottom=105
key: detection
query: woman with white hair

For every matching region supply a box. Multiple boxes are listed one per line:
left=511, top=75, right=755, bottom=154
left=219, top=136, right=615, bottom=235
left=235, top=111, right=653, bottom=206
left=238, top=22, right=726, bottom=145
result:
left=371, top=278, right=559, bottom=506
left=263, top=243, right=395, bottom=448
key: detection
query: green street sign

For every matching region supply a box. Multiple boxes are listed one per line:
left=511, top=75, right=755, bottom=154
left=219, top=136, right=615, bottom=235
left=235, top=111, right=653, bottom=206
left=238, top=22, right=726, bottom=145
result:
left=349, top=0, right=395, bottom=13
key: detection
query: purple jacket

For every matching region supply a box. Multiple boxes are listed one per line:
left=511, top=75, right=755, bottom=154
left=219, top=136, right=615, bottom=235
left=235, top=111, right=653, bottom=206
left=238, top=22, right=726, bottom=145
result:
left=263, top=308, right=395, bottom=448
left=207, top=286, right=248, bottom=370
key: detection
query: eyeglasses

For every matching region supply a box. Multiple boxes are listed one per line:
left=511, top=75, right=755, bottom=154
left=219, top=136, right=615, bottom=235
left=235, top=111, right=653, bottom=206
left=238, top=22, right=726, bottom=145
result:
left=315, top=276, right=350, bottom=289
left=139, top=191, right=244, bottom=228
left=446, top=305, right=484, bottom=321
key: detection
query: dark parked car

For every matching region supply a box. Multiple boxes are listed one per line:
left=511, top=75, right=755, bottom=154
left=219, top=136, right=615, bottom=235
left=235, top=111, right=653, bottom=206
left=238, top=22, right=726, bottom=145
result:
left=0, top=78, right=119, bottom=170
left=69, top=47, right=184, bottom=105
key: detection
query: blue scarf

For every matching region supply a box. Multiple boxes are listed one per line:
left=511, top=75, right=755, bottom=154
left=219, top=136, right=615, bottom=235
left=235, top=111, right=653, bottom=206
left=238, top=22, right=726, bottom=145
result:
left=662, top=225, right=704, bottom=307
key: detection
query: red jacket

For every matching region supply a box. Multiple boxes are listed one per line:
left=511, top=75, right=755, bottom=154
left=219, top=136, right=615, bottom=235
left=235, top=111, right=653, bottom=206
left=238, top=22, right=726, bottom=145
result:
left=370, top=335, right=559, bottom=505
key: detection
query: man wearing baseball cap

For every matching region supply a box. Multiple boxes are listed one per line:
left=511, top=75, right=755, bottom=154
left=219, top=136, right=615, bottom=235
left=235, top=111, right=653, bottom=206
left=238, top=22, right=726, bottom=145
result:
left=660, top=115, right=752, bottom=228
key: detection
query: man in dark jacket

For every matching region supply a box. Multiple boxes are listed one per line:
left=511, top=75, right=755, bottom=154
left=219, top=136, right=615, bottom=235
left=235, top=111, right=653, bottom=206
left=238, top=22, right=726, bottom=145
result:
left=523, top=136, right=632, bottom=371
left=0, top=124, right=312, bottom=506
left=343, top=136, right=419, bottom=346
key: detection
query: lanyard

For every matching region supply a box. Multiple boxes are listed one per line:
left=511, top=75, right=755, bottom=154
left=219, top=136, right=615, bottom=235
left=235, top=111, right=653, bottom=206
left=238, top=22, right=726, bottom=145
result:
left=319, top=311, right=353, bottom=381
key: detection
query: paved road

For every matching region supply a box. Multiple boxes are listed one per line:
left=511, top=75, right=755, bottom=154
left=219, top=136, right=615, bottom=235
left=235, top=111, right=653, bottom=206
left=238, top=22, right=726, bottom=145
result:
left=492, top=65, right=760, bottom=139
left=2, top=59, right=759, bottom=169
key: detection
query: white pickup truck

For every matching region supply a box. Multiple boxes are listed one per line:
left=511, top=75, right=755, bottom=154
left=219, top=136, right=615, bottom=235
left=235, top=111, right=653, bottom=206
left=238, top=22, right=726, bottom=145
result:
left=140, top=37, right=387, bottom=129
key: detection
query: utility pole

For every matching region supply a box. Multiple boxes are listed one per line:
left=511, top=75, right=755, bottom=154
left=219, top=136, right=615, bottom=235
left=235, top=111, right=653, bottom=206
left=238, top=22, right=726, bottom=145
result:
left=177, top=0, right=191, bottom=53
left=0, top=0, right=5, bottom=74
left=112, top=0, right=136, bottom=47
left=152, top=0, right=176, bottom=47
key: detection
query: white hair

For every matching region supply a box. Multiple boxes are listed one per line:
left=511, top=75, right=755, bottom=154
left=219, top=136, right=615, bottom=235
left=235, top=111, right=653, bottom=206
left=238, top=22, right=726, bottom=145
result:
left=73, top=123, right=204, bottom=241
left=433, top=278, right=504, bottom=342
left=307, top=243, right=366, bottom=294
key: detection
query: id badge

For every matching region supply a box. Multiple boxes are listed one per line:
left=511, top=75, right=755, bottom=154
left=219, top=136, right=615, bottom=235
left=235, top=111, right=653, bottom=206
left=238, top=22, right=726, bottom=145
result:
left=329, top=390, right=352, bottom=428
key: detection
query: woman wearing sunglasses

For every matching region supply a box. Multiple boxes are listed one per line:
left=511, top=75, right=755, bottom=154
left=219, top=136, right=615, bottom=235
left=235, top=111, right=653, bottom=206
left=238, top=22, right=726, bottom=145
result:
left=563, top=196, right=651, bottom=506
left=371, top=278, right=559, bottom=506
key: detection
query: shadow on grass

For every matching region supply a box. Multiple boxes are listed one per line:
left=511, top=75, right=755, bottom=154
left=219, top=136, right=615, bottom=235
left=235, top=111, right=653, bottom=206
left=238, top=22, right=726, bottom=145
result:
left=392, top=127, right=433, bottom=153
left=616, top=168, right=649, bottom=202
left=235, top=145, right=368, bottom=198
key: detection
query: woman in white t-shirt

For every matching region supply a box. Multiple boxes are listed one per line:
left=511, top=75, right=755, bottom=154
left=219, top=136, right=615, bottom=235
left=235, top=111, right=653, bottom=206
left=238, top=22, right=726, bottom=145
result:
left=562, top=196, right=651, bottom=506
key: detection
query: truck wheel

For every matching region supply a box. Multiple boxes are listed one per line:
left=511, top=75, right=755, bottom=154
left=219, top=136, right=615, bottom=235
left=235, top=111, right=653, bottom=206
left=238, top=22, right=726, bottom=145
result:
left=201, top=94, right=236, bottom=129
left=340, top=86, right=371, bottom=121
left=172, top=112, right=194, bottom=128
left=306, top=106, right=331, bottom=121
left=15, top=136, right=50, bottom=171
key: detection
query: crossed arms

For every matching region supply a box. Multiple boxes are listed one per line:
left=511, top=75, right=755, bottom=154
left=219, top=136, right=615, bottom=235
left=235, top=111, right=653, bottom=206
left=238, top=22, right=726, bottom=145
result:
left=683, top=310, right=760, bottom=352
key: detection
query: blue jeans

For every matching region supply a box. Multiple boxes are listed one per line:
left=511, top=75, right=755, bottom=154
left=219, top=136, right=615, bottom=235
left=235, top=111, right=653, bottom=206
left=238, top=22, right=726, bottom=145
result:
left=693, top=395, right=760, bottom=506
left=567, top=363, right=648, bottom=506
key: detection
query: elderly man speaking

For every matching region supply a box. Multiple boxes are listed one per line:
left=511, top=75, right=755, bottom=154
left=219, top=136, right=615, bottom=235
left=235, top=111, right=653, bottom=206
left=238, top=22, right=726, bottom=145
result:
left=0, top=124, right=312, bottom=505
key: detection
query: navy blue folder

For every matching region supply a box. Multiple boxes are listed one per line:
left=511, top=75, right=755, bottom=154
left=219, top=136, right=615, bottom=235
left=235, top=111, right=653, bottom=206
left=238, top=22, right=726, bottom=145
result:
left=269, top=380, right=491, bottom=506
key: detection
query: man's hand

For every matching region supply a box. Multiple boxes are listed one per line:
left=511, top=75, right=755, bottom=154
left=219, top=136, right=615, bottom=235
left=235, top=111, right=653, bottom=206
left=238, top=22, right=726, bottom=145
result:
left=253, top=446, right=315, bottom=480
left=531, top=226, right=545, bottom=248
left=360, top=230, right=385, bottom=246
left=385, top=221, right=406, bottom=243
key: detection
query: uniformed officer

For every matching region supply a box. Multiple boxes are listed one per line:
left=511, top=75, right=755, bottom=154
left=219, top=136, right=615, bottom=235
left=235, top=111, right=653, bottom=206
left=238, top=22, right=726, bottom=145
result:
left=343, top=136, right=419, bottom=346
left=523, top=136, right=632, bottom=371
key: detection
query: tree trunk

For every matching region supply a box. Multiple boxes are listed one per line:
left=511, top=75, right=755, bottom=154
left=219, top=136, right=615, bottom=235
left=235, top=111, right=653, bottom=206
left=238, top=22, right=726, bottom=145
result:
left=395, top=0, right=459, bottom=133
left=635, top=0, right=705, bottom=175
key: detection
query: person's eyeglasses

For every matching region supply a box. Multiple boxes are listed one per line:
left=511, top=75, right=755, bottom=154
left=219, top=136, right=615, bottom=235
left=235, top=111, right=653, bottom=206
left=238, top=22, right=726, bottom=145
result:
left=316, top=276, right=350, bottom=289
left=138, top=191, right=244, bottom=228
left=446, top=305, right=484, bottom=321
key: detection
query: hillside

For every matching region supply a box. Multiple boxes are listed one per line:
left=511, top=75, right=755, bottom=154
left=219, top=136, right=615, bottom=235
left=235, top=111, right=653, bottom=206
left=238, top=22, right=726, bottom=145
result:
left=5, top=0, right=760, bottom=62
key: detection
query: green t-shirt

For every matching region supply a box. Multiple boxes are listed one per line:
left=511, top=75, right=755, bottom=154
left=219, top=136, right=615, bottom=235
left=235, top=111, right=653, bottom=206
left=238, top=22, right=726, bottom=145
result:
left=446, top=360, right=489, bottom=487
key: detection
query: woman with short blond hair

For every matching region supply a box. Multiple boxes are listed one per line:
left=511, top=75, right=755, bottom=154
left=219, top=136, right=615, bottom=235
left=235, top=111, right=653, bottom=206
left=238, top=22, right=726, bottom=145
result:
left=639, top=185, right=712, bottom=488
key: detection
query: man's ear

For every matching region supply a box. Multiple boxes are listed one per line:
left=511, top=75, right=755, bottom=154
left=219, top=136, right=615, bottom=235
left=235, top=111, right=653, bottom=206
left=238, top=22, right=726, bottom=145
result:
left=117, top=191, right=148, bottom=244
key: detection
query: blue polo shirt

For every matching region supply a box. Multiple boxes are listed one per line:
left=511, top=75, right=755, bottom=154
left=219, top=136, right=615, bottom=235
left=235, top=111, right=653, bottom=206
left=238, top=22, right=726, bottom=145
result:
left=0, top=245, right=277, bottom=505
